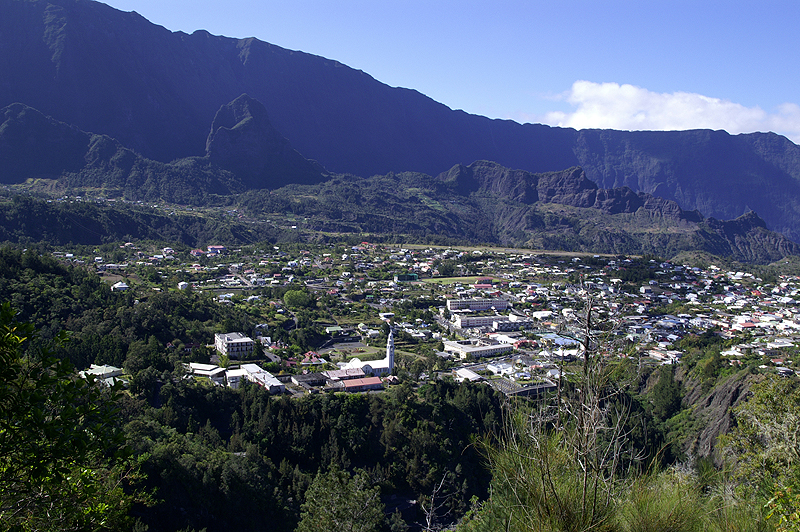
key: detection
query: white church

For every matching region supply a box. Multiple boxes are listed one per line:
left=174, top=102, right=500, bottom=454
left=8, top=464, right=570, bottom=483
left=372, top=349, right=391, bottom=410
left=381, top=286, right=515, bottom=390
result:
left=338, top=330, right=395, bottom=376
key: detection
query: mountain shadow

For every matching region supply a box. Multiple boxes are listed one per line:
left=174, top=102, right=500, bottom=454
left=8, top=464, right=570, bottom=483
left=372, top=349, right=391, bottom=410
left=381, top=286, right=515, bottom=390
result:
left=205, top=94, right=325, bottom=188
left=0, top=96, right=323, bottom=201
left=4, top=0, right=800, bottom=239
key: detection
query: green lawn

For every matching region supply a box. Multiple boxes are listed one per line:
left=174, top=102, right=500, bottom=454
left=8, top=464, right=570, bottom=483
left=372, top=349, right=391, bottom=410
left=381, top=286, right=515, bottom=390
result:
left=421, top=276, right=491, bottom=285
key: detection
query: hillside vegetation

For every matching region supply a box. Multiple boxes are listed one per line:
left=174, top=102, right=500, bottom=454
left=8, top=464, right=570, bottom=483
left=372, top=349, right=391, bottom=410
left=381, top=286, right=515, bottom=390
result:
left=2, top=244, right=800, bottom=530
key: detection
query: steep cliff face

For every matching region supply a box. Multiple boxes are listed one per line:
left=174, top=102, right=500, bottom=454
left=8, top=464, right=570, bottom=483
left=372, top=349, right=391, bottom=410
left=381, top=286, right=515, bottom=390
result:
left=438, top=161, right=701, bottom=223
left=0, top=103, right=236, bottom=200
left=533, top=167, right=598, bottom=203
left=572, top=129, right=800, bottom=241
left=437, top=162, right=598, bottom=204
left=677, top=369, right=756, bottom=462
left=4, top=0, right=800, bottom=239
left=205, top=94, right=324, bottom=188
left=0, top=103, right=90, bottom=182
left=558, top=187, right=693, bottom=219
left=432, top=161, right=800, bottom=262
left=699, top=212, right=800, bottom=263
left=0, top=96, right=327, bottom=196
left=436, top=161, right=540, bottom=201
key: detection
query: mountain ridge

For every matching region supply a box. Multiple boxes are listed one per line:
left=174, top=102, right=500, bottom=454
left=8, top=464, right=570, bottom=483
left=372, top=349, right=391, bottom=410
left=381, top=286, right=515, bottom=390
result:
left=1, top=98, right=798, bottom=263
left=4, top=0, right=800, bottom=241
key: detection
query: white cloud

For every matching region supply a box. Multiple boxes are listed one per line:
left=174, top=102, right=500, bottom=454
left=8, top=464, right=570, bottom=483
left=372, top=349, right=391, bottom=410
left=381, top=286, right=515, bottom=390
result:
left=539, top=81, right=800, bottom=143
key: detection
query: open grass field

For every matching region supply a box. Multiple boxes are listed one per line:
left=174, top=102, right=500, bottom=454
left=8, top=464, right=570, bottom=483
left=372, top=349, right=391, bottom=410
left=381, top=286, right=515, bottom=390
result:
left=420, top=276, right=488, bottom=285
left=399, top=242, right=625, bottom=258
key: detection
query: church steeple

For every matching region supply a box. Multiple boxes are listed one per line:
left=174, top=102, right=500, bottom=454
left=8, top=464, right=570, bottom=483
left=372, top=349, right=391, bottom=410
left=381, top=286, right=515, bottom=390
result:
left=386, top=329, right=395, bottom=373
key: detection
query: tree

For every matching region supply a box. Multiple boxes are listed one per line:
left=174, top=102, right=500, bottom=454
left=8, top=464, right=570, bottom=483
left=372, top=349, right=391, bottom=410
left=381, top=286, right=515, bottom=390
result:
left=712, top=375, right=800, bottom=531
left=650, top=365, right=682, bottom=422
left=295, top=466, right=384, bottom=532
left=419, top=473, right=453, bottom=531
left=721, top=376, right=800, bottom=492
left=284, top=289, right=312, bottom=309
left=0, top=303, right=138, bottom=530
left=437, top=261, right=455, bottom=277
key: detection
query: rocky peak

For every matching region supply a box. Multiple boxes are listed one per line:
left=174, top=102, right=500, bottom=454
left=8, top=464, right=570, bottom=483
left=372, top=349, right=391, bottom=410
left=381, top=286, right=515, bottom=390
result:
left=205, top=94, right=323, bottom=188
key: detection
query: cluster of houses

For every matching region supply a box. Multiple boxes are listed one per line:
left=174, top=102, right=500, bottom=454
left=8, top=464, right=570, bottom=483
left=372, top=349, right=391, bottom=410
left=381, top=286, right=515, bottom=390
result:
left=184, top=330, right=397, bottom=394
left=63, top=241, right=800, bottom=395
left=435, top=260, right=800, bottom=382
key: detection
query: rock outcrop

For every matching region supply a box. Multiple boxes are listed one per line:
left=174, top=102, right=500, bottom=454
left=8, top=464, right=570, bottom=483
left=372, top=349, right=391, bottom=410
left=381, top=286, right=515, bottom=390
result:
left=205, top=94, right=324, bottom=188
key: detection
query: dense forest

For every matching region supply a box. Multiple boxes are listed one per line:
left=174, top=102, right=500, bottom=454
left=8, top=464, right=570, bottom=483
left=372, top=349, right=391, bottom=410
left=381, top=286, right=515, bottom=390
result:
left=0, top=195, right=287, bottom=247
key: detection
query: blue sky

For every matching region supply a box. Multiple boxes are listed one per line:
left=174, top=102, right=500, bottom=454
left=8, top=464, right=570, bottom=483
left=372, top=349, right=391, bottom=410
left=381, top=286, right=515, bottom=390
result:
left=103, top=0, right=800, bottom=142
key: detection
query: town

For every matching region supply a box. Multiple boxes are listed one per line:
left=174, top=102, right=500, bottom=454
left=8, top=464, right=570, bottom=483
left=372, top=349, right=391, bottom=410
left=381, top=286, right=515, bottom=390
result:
left=71, top=240, right=800, bottom=396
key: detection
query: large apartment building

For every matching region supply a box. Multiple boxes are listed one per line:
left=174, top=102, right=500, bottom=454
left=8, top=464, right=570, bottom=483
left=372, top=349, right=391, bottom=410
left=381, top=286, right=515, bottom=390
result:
left=214, top=332, right=254, bottom=359
left=443, top=339, right=513, bottom=359
left=446, top=298, right=510, bottom=312
left=452, top=312, right=535, bottom=330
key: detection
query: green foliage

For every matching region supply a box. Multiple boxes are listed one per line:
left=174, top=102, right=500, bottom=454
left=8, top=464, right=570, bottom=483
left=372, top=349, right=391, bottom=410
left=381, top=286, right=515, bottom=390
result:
left=615, top=468, right=766, bottom=532
left=125, top=412, right=290, bottom=532
left=0, top=247, right=259, bottom=375
left=649, top=365, right=682, bottom=422
left=767, top=487, right=800, bottom=532
left=615, top=469, right=703, bottom=532
left=283, top=289, right=313, bottom=309
left=465, top=419, right=616, bottom=532
left=676, top=332, right=729, bottom=389
left=119, top=376, right=501, bottom=531
left=387, top=509, right=409, bottom=532
left=0, top=303, right=139, bottom=531
left=0, top=195, right=279, bottom=247
left=296, top=466, right=384, bottom=532
left=720, top=376, right=800, bottom=497
left=459, top=409, right=768, bottom=532
left=437, top=260, right=456, bottom=277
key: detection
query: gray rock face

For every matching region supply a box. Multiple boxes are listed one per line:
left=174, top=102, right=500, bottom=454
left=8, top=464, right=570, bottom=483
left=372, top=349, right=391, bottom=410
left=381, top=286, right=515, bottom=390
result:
left=679, top=370, right=754, bottom=463
left=438, top=161, right=700, bottom=222
left=205, top=94, right=324, bottom=188
left=434, top=161, right=800, bottom=262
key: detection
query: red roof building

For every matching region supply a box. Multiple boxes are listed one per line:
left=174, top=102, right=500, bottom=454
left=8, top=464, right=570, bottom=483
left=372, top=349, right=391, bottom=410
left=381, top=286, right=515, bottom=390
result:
left=342, top=376, right=384, bottom=393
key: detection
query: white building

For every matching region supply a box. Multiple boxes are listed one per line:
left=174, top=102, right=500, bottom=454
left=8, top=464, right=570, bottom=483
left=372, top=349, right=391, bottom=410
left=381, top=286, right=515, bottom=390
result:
left=224, top=364, right=284, bottom=393
left=185, top=363, right=227, bottom=385
left=339, top=330, right=395, bottom=376
left=111, top=281, right=129, bottom=292
left=226, top=367, right=249, bottom=389
left=443, top=339, right=513, bottom=359
left=492, top=315, right=536, bottom=331
left=487, top=360, right=515, bottom=376
left=454, top=367, right=483, bottom=382
left=237, top=363, right=285, bottom=394
left=447, top=298, right=510, bottom=311
left=215, top=332, right=254, bottom=359
left=452, top=313, right=499, bottom=328
left=79, top=364, right=125, bottom=386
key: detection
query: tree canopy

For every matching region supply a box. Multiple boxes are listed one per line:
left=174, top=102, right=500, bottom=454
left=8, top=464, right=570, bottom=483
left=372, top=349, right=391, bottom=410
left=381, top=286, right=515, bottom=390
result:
left=0, top=303, right=139, bottom=531
left=296, top=466, right=384, bottom=532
